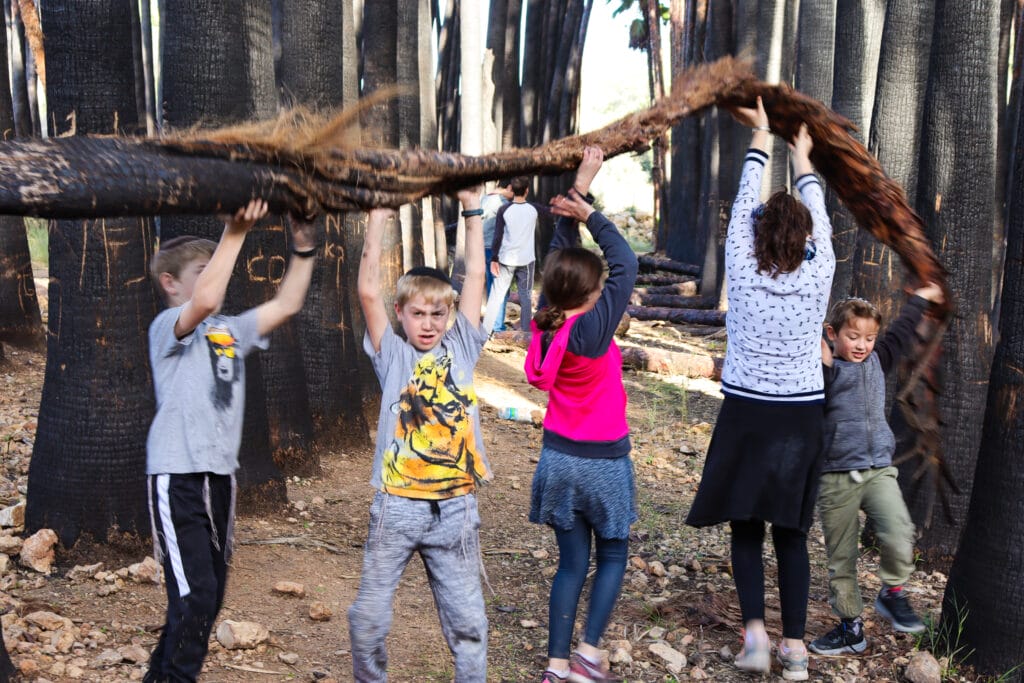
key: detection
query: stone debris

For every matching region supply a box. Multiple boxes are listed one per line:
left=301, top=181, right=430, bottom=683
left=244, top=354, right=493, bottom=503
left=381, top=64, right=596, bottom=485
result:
left=308, top=601, right=333, bottom=621
left=216, top=620, right=269, bottom=650
left=128, top=556, right=161, bottom=583
left=904, top=650, right=942, bottom=683
left=273, top=580, right=306, bottom=597
left=648, top=641, right=687, bottom=674
left=66, top=562, right=104, bottom=580
left=19, top=528, right=58, bottom=573
left=278, top=651, right=300, bottom=665
left=0, top=501, right=25, bottom=528
left=0, top=533, right=23, bottom=554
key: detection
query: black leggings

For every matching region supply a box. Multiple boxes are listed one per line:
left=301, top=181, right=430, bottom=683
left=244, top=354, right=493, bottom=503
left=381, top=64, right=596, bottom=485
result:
left=730, top=520, right=809, bottom=640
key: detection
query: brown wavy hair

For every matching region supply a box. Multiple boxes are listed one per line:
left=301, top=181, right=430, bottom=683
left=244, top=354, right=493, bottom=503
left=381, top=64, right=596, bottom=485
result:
left=534, top=248, right=604, bottom=332
left=754, top=190, right=813, bottom=277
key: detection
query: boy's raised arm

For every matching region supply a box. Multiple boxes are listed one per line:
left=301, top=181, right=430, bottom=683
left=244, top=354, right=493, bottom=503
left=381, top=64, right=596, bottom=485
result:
left=359, top=208, right=394, bottom=352
left=458, top=187, right=486, bottom=327
left=174, top=199, right=266, bottom=339
left=255, top=214, right=317, bottom=336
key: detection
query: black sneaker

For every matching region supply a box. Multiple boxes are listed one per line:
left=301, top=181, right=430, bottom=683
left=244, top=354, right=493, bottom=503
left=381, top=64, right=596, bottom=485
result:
left=809, top=618, right=868, bottom=655
left=875, top=586, right=926, bottom=633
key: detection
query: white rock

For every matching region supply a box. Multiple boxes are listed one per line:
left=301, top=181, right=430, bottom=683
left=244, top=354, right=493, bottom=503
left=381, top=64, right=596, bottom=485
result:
left=308, top=602, right=333, bottom=621
left=648, top=560, right=667, bottom=577
left=644, top=626, right=666, bottom=640
left=0, top=502, right=25, bottom=528
left=0, top=553, right=8, bottom=574
left=273, top=581, right=306, bottom=597
left=278, top=651, right=300, bottom=665
left=91, top=648, right=124, bottom=667
left=608, top=647, right=633, bottom=664
left=19, top=528, right=58, bottom=573
left=24, top=611, right=73, bottom=632
left=66, top=563, right=104, bottom=580
left=0, top=535, right=23, bottom=554
left=128, top=556, right=160, bottom=584
left=904, top=650, right=942, bottom=683
left=531, top=548, right=549, bottom=560
left=648, top=641, right=687, bottom=674
left=119, top=644, right=150, bottom=664
left=519, top=619, right=540, bottom=629
left=50, top=628, right=76, bottom=653
left=215, top=620, right=269, bottom=650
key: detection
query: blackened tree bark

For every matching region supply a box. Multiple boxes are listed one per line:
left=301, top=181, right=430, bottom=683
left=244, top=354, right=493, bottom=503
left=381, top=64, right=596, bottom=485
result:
left=943, top=44, right=1024, bottom=672
left=794, top=0, right=835, bottom=107
left=0, top=10, right=41, bottom=349
left=279, top=0, right=371, bottom=456
left=858, top=0, right=933, bottom=322
left=5, top=0, right=33, bottom=137
left=26, top=0, right=157, bottom=547
left=162, top=0, right=288, bottom=511
left=900, top=0, right=1000, bottom=567
left=826, top=0, right=884, bottom=302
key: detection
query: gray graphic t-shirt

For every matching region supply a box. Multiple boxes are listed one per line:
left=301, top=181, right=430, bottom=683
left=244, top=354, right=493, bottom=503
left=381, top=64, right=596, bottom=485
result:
left=147, top=306, right=269, bottom=475
left=364, top=312, right=492, bottom=498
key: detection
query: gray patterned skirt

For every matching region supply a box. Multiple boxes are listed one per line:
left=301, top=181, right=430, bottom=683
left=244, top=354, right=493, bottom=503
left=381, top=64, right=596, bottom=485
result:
left=529, top=445, right=637, bottom=539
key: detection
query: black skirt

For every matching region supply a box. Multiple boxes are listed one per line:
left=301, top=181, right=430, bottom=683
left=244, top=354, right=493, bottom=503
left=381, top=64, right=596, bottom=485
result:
left=685, top=396, right=825, bottom=533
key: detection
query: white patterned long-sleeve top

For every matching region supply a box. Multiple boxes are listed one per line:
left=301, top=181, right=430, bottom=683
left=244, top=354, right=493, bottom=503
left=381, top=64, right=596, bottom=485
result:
left=721, top=148, right=835, bottom=404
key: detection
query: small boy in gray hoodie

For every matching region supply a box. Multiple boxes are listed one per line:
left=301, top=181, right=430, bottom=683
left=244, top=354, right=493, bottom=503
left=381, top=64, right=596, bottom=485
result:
left=809, top=283, right=943, bottom=656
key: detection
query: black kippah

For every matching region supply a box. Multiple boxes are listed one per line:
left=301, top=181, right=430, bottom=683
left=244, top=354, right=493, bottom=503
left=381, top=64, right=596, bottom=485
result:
left=404, top=266, right=453, bottom=286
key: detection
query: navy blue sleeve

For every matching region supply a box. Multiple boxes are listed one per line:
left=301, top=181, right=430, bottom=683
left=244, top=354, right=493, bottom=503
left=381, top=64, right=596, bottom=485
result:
left=875, top=296, right=929, bottom=374
left=566, top=212, right=639, bottom=358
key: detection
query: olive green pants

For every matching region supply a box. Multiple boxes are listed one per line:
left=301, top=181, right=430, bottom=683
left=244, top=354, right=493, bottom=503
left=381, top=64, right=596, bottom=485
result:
left=818, top=466, right=916, bottom=619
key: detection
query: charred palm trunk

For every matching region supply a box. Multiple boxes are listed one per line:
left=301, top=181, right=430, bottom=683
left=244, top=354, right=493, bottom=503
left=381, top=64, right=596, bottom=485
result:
left=279, top=0, right=370, bottom=457
left=942, top=41, right=1024, bottom=671
left=26, top=0, right=156, bottom=547
left=161, top=0, right=288, bottom=512
left=897, top=0, right=1000, bottom=568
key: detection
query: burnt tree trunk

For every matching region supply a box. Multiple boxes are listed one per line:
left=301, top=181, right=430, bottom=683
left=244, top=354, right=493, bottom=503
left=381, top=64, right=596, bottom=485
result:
left=899, top=0, right=1000, bottom=566
left=942, top=39, right=1024, bottom=671
left=279, top=0, right=371, bottom=455
left=162, top=0, right=288, bottom=512
left=26, top=0, right=156, bottom=547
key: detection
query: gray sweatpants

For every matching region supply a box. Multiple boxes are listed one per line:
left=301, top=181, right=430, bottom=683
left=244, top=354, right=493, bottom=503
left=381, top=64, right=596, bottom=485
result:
left=483, top=262, right=535, bottom=333
left=348, top=492, right=488, bottom=683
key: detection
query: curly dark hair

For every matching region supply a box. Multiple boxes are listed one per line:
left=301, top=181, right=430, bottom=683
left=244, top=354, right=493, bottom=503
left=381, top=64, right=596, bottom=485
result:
left=754, top=190, right=813, bottom=278
left=533, top=247, right=604, bottom=332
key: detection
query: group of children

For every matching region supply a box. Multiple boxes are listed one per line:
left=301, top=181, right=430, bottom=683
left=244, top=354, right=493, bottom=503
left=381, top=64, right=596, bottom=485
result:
left=142, top=102, right=940, bottom=682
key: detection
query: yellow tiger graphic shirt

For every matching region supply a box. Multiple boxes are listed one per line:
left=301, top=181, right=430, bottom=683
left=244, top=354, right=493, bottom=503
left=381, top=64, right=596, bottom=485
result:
left=382, top=351, right=492, bottom=499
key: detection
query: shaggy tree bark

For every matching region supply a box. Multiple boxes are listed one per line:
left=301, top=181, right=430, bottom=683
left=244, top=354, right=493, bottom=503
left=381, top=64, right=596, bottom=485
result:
left=26, top=0, right=156, bottom=547
left=162, top=0, right=288, bottom=512
left=279, top=0, right=370, bottom=457
left=0, top=9, right=41, bottom=349
left=942, top=45, right=1024, bottom=672
left=899, top=0, right=1000, bottom=566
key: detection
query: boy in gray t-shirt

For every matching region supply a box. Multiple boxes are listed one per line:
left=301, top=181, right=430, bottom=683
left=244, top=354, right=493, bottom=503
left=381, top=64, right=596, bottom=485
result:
left=144, top=200, right=316, bottom=683
left=348, top=188, right=492, bottom=682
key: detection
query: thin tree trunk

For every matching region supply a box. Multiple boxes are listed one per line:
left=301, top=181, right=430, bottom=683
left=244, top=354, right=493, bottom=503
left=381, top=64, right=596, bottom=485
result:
left=6, top=0, right=32, bottom=137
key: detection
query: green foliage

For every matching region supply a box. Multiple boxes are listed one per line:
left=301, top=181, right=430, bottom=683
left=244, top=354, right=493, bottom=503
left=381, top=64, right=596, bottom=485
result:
left=25, top=218, right=48, bottom=268
left=913, top=597, right=974, bottom=681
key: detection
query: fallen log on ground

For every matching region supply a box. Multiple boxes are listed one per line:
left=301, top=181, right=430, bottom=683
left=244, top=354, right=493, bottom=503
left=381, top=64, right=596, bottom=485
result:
left=634, top=282, right=699, bottom=297
left=627, top=306, right=726, bottom=326
left=620, top=346, right=722, bottom=380
left=638, top=254, right=701, bottom=275
left=635, top=273, right=696, bottom=287
left=629, top=293, right=718, bottom=309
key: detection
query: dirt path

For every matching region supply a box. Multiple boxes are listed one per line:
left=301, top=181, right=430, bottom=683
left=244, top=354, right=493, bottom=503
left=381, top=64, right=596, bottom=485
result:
left=1, top=335, right=952, bottom=682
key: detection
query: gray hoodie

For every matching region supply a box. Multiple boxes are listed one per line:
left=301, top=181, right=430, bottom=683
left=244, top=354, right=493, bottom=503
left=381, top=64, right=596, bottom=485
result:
left=821, top=296, right=929, bottom=472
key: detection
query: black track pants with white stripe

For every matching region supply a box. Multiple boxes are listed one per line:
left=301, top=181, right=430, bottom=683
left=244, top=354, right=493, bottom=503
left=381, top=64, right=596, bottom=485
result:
left=145, top=473, right=231, bottom=683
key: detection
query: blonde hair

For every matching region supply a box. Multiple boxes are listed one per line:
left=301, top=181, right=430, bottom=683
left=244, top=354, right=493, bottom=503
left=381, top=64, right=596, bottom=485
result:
left=150, top=236, right=216, bottom=302
left=395, top=273, right=457, bottom=308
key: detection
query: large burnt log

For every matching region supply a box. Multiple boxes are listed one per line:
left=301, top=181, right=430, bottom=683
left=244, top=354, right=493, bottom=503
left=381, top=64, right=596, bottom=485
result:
left=637, top=253, right=701, bottom=275
left=629, top=293, right=718, bottom=309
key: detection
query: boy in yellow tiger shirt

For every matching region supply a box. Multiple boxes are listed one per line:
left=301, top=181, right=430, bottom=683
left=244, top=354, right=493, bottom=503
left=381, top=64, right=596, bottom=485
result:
left=348, top=188, right=492, bottom=682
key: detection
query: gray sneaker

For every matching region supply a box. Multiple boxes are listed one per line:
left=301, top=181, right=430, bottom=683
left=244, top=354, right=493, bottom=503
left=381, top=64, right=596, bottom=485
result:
left=776, top=645, right=809, bottom=681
